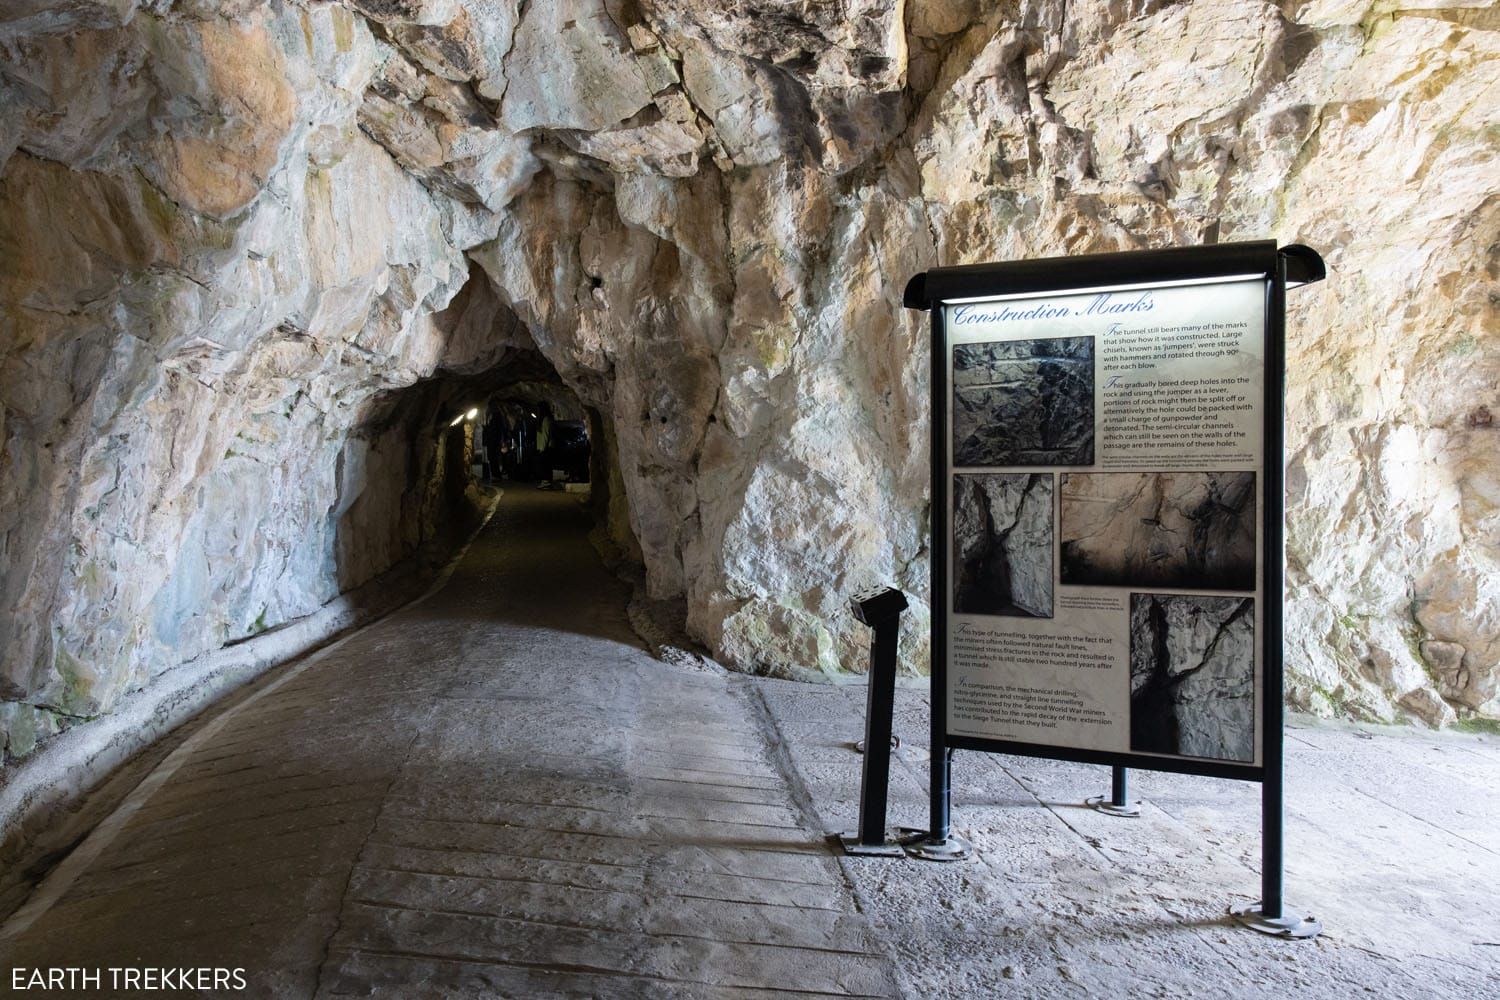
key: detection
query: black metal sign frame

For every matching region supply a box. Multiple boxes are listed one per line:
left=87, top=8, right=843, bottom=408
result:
left=903, top=240, right=1326, bottom=933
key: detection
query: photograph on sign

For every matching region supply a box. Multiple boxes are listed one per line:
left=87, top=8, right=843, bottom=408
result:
left=943, top=277, right=1267, bottom=769
left=1058, top=471, right=1256, bottom=590
left=1128, top=592, right=1256, bottom=762
left=953, top=473, right=1053, bottom=618
left=952, top=336, right=1094, bottom=467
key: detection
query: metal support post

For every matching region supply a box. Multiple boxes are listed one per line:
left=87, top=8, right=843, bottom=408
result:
left=905, top=751, right=971, bottom=861
left=1088, top=765, right=1140, bottom=817
left=903, top=304, right=972, bottom=864
left=839, top=588, right=908, bottom=857
left=1230, top=251, right=1320, bottom=939
left=1264, top=764, right=1285, bottom=913
left=932, top=747, right=950, bottom=842
left=1231, top=736, right=1317, bottom=936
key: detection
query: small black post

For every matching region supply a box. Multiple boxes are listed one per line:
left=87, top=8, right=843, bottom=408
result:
left=839, top=587, right=908, bottom=857
left=1088, top=765, right=1140, bottom=817
left=859, top=614, right=899, bottom=846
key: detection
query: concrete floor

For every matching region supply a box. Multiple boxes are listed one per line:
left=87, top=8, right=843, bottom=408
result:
left=3, top=485, right=1497, bottom=997
left=763, top=685, right=1500, bottom=998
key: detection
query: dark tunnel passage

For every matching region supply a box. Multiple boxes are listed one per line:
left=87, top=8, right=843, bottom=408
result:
left=479, top=388, right=591, bottom=488
left=327, top=278, right=631, bottom=603
left=0, top=280, right=659, bottom=943
left=0, top=1, right=1496, bottom=992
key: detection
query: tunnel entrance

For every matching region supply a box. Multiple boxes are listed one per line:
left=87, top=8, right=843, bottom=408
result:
left=329, top=273, right=632, bottom=600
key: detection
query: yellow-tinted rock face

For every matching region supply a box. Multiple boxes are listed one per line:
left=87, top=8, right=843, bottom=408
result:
left=0, top=0, right=1496, bottom=754
left=135, top=14, right=298, bottom=220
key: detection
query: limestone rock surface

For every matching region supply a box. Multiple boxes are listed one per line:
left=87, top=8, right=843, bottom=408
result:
left=1, top=0, right=1497, bottom=758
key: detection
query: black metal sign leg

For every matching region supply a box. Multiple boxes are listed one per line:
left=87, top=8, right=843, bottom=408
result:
left=1088, top=765, right=1141, bottom=818
left=1264, top=773, right=1283, bottom=918
left=1227, top=253, right=1321, bottom=940
left=905, top=747, right=972, bottom=862
left=932, top=746, right=949, bottom=841
left=1230, top=757, right=1320, bottom=937
left=839, top=590, right=908, bottom=857
left=903, top=302, right=969, bottom=864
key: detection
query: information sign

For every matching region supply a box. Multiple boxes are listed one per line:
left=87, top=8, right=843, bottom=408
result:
left=944, top=277, right=1268, bottom=774
left=902, top=241, right=1328, bottom=935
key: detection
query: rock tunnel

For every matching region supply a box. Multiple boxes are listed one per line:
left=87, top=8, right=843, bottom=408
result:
left=0, top=1, right=1497, bottom=994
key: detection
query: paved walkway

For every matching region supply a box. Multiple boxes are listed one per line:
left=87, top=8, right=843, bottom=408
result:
left=0, top=487, right=899, bottom=998
left=5, top=485, right=1499, bottom=998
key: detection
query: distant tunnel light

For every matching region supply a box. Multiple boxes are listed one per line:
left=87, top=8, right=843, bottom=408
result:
left=446, top=407, right=479, bottom=429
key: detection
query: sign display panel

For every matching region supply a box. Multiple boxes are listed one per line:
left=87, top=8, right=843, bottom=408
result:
left=942, top=277, right=1268, bottom=770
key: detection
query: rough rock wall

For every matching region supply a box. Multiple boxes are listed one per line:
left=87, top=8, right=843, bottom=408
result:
left=1, top=0, right=1496, bottom=758
left=0, top=2, right=536, bottom=757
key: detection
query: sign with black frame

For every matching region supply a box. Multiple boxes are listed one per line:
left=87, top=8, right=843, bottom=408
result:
left=903, top=241, right=1326, bottom=936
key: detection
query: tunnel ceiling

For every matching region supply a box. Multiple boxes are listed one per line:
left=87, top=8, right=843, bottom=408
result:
left=0, top=0, right=1497, bottom=758
left=487, top=383, right=588, bottom=423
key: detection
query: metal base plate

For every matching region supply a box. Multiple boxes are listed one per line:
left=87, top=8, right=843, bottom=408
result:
left=1229, top=903, right=1322, bottom=939
left=853, top=735, right=900, bottom=754
left=1086, top=794, right=1141, bottom=818
left=836, top=831, right=906, bottom=857
left=897, top=827, right=974, bottom=862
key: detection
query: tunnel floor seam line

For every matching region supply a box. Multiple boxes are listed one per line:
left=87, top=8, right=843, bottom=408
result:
left=324, top=944, right=895, bottom=997
left=312, top=725, right=432, bottom=1000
